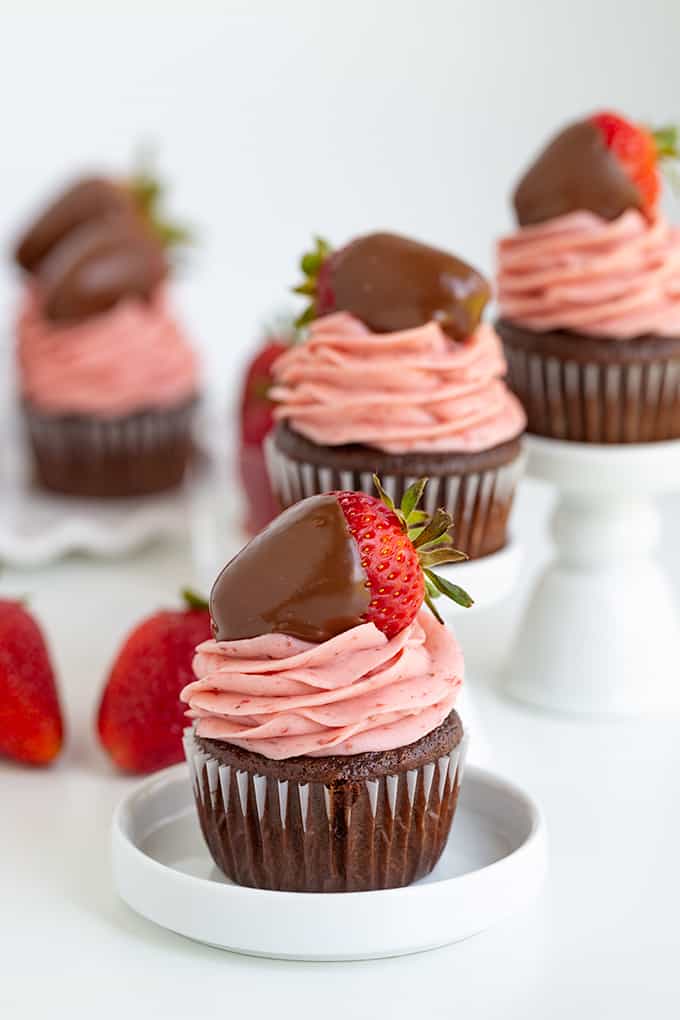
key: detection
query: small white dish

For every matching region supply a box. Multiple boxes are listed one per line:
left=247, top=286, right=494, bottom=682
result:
left=0, top=396, right=223, bottom=567
left=112, top=762, right=547, bottom=961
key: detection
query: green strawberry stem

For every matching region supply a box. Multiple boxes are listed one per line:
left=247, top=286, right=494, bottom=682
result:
left=128, top=147, right=192, bottom=251
left=292, top=236, right=332, bottom=328
left=372, top=474, right=474, bottom=617
left=652, top=125, right=679, bottom=160
left=181, top=588, right=209, bottom=611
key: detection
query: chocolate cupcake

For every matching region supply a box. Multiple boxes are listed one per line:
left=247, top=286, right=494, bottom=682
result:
left=496, top=110, right=680, bottom=443
left=181, top=481, right=471, bottom=892
left=14, top=171, right=200, bottom=497
left=266, top=232, right=526, bottom=559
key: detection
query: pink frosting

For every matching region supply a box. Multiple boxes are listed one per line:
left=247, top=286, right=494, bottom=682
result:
left=270, top=312, right=525, bottom=453
left=497, top=210, right=680, bottom=339
left=17, top=287, right=199, bottom=416
left=181, top=609, right=463, bottom=759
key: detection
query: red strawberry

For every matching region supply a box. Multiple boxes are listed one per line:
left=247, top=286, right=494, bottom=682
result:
left=292, top=233, right=489, bottom=341
left=239, top=326, right=295, bottom=535
left=0, top=600, right=63, bottom=766
left=97, top=590, right=211, bottom=774
left=591, top=111, right=678, bottom=217
left=210, top=478, right=473, bottom=644
left=514, top=111, right=679, bottom=226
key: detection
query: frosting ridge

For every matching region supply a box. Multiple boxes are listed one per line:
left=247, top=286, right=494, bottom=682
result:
left=181, top=609, right=462, bottom=759
left=271, top=312, right=525, bottom=453
left=17, top=285, right=199, bottom=416
left=497, top=210, right=680, bottom=339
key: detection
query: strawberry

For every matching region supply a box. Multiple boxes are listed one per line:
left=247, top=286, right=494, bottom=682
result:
left=97, top=590, right=212, bottom=774
left=514, top=111, right=679, bottom=226
left=16, top=155, right=190, bottom=275
left=590, top=111, right=678, bottom=217
left=0, top=600, right=63, bottom=766
left=239, top=324, right=295, bottom=534
left=210, top=477, right=473, bottom=644
left=292, top=232, right=490, bottom=341
left=335, top=479, right=473, bottom=637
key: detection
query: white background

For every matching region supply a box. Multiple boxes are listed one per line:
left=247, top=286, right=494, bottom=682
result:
left=2, top=2, right=680, bottom=1017
left=1, top=0, right=679, bottom=394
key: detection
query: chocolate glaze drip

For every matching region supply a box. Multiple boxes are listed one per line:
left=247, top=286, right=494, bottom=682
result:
left=210, top=494, right=371, bottom=643
left=327, top=232, right=490, bottom=342
left=513, top=120, right=642, bottom=226
left=39, top=217, right=167, bottom=323
left=15, top=177, right=136, bottom=273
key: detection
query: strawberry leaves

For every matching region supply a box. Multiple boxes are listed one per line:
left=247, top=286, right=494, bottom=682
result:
left=293, top=236, right=332, bottom=328
left=128, top=147, right=192, bottom=252
left=372, top=475, right=474, bottom=618
left=181, top=588, right=209, bottom=612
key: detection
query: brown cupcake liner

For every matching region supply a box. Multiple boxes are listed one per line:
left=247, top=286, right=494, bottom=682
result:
left=265, top=432, right=524, bottom=559
left=498, top=319, right=680, bottom=443
left=23, top=397, right=198, bottom=498
left=183, top=725, right=468, bottom=893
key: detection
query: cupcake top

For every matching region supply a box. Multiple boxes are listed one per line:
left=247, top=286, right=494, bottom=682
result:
left=497, top=110, right=680, bottom=339
left=14, top=167, right=199, bottom=414
left=18, top=287, right=198, bottom=417
left=181, top=481, right=470, bottom=759
left=271, top=231, right=525, bottom=454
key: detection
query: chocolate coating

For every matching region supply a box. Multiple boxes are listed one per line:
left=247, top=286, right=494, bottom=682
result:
left=210, top=494, right=371, bottom=642
left=38, top=217, right=167, bottom=323
left=328, top=232, right=490, bottom=341
left=513, top=120, right=642, bottom=226
left=15, top=177, right=136, bottom=273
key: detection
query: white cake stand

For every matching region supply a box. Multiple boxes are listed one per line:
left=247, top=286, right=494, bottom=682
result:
left=504, top=436, right=680, bottom=717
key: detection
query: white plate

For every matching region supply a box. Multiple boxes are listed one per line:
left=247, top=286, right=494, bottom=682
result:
left=0, top=391, right=227, bottom=567
left=112, top=762, right=547, bottom=961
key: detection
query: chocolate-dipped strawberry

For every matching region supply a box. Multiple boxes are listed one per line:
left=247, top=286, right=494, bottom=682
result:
left=15, top=177, right=137, bottom=273
left=293, top=232, right=490, bottom=342
left=14, top=161, right=189, bottom=323
left=514, top=111, right=678, bottom=226
left=210, top=477, right=472, bottom=644
left=38, top=217, right=167, bottom=323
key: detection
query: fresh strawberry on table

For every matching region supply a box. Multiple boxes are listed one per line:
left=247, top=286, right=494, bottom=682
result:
left=239, top=322, right=295, bottom=535
left=0, top=600, right=64, bottom=766
left=97, top=590, right=212, bottom=774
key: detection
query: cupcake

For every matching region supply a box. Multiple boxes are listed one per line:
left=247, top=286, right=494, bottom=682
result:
left=14, top=170, right=200, bottom=497
left=266, top=233, right=526, bottom=559
left=181, top=479, right=470, bottom=892
left=496, top=110, right=680, bottom=443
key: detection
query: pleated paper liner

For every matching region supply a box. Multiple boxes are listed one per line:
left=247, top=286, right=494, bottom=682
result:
left=265, top=427, right=524, bottom=559
left=23, top=396, right=198, bottom=498
left=183, top=722, right=468, bottom=893
left=498, top=318, right=680, bottom=443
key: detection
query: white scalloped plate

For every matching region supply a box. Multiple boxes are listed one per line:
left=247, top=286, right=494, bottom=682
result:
left=112, top=761, right=547, bottom=961
left=0, top=386, right=231, bottom=567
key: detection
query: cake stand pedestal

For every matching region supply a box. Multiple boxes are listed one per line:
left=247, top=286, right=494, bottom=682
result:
left=504, top=436, right=680, bottom=717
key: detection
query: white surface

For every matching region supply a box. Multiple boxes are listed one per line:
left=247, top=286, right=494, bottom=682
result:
left=2, top=532, right=680, bottom=1017
left=438, top=537, right=523, bottom=617
left=112, top=760, right=546, bottom=960
left=505, top=437, right=680, bottom=717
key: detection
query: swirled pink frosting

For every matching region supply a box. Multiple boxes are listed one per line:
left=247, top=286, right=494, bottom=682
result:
left=17, top=286, right=199, bottom=416
left=181, top=609, right=462, bottom=759
left=270, top=312, right=525, bottom=453
left=497, top=210, right=680, bottom=339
